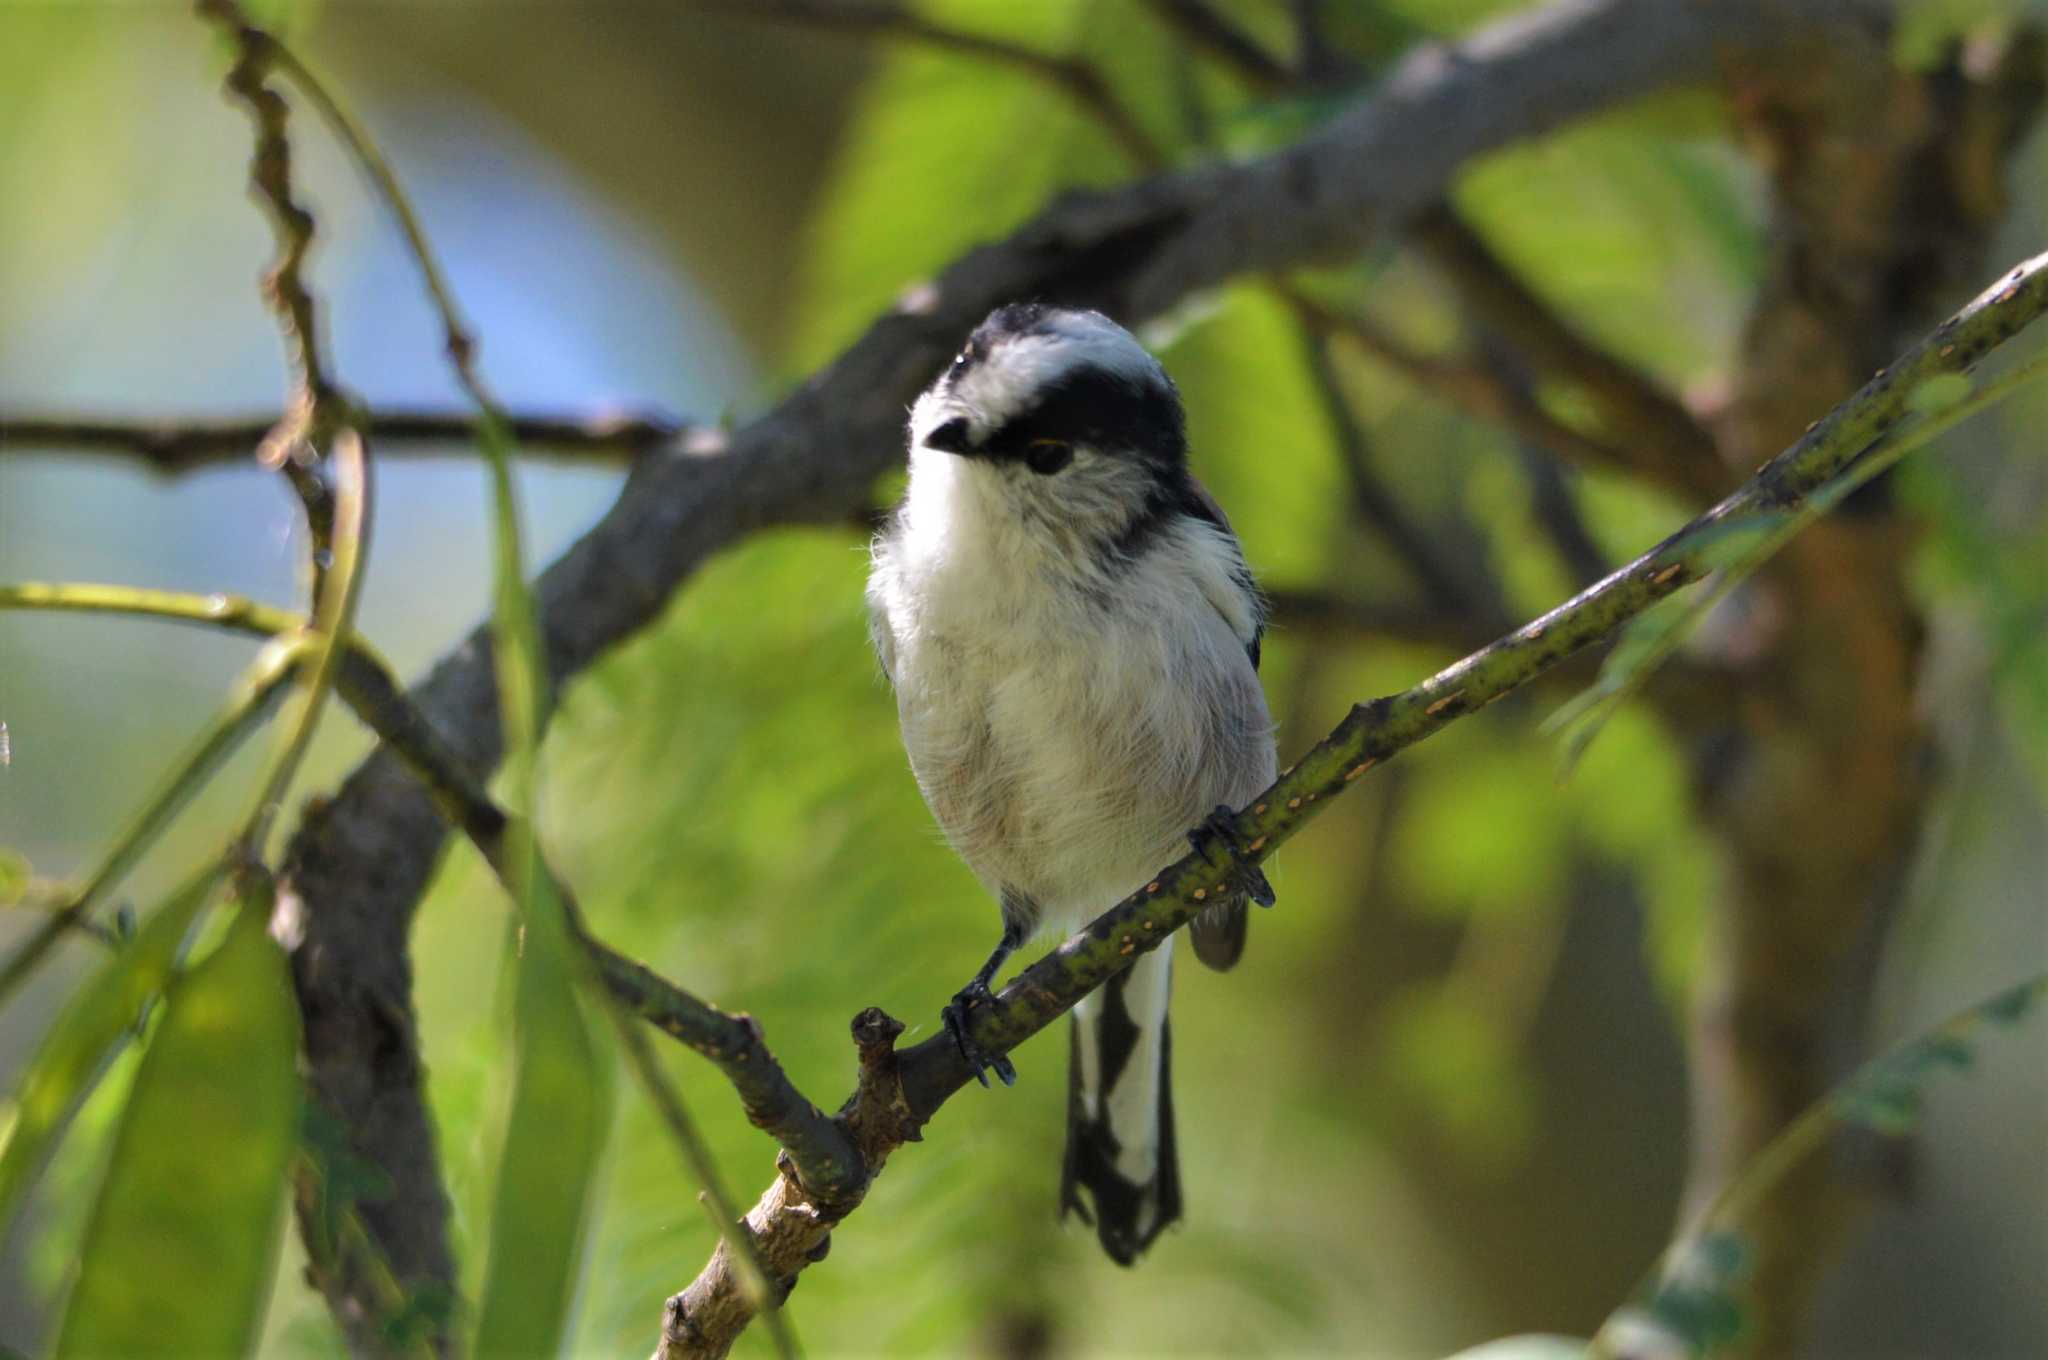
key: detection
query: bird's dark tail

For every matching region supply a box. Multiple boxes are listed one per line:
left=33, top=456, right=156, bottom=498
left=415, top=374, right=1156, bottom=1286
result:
left=1061, top=942, right=1181, bottom=1264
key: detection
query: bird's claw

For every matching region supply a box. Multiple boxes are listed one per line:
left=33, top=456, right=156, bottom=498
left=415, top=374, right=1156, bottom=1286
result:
left=1189, top=805, right=1276, bottom=907
left=943, top=980, right=1017, bottom=1087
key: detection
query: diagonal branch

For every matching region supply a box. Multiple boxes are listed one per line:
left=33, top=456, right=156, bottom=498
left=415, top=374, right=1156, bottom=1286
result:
left=0, top=410, right=687, bottom=473
left=662, top=251, right=2048, bottom=1357
left=268, top=0, right=1917, bottom=1342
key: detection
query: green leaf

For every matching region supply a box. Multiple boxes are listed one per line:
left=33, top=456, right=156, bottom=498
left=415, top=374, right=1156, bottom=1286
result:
left=1837, top=1030, right=1980, bottom=1135
left=470, top=868, right=610, bottom=1360
left=1452, top=93, right=1762, bottom=388
left=55, top=875, right=300, bottom=1359
left=0, top=863, right=219, bottom=1242
left=0, top=850, right=26, bottom=905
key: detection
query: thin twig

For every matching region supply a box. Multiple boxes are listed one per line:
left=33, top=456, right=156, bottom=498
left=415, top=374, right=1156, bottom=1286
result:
left=1475, top=333, right=1613, bottom=587
left=1141, top=0, right=1290, bottom=93
left=1288, top=300, right=1505, bottom=625
left=1287, top=288, right=1637, bottom=477
left=702, top=0, right=1165, bottom=170
left=1409, top=203, right=1726, bottom=500
left=0, top=410, right=686, bottom=473
left=199, top=1, right=377, bottom=861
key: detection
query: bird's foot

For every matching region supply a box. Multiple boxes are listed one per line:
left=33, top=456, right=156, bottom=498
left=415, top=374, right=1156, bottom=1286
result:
left=942, top=979, right=1017, bottom=1088
left=1189, top=805, right=1276, bottom=907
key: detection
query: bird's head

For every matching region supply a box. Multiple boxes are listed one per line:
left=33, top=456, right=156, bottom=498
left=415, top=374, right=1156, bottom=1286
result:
left=906, top=305, right=1189, bottom=540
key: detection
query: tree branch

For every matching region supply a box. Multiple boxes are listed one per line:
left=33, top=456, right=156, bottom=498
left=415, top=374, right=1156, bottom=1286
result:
left=663, top=250, right=2048, bottom=1356
left=1288, top=289, right=1635, bottom=476
left=1407, top=202, right=1729, bottom=500
left=1289, top=295, right=1511, bottom=626
left=1140, top=0, right=1291, bottom=93
left=704, top=0, right=1165, bottom=169
left=263, top=0, right=1923, bottom=1344
left=0, top=410, right=687, bottom=473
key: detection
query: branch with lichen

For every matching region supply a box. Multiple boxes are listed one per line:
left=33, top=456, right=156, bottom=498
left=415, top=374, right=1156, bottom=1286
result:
left=658, top=253, right=2048, bottom=1358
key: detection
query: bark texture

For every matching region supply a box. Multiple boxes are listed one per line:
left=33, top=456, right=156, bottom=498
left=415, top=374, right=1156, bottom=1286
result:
left=1679, top=19, right=2043, bottom=1354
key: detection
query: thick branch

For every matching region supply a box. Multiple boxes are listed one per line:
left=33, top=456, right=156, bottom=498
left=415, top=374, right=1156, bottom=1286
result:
left=665, top=252, right=2048, bottom=1356
left=0, top=410, right=686, bottom=473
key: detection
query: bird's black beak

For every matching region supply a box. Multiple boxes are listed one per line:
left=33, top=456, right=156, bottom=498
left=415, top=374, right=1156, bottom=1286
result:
left=924, top=417, right=977, bottom=456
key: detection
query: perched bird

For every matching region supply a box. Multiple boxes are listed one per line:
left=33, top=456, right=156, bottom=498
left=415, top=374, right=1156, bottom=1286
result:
left=866, top=303, right=1278, bottom=1263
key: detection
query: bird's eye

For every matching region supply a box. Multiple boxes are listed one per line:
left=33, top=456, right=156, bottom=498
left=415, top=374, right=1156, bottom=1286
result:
left=1024, top=438, right=1073, bottom=475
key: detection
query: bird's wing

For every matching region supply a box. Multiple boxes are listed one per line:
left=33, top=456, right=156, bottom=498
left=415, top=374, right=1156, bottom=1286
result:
left=1179, top=476, right=1264, bottom=671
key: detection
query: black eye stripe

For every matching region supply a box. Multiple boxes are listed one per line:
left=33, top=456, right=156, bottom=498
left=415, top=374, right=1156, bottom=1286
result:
left=985, top=366, right=1185, bottom=464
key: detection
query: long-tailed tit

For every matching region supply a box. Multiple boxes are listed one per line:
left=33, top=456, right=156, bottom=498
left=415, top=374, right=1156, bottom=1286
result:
left=867, top=304, right=1277, bottom=1264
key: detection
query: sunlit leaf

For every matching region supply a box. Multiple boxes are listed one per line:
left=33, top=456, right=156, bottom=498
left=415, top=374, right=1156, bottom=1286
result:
left=0, top=851, right=24, bottom=904
left=55, top=875, right=299, bottom=1359
left=1453, top=94, right=1762, bottom=388
left=0, top=863, right=219, bottom=1243
left=470, top=869, right=610, bottom=1359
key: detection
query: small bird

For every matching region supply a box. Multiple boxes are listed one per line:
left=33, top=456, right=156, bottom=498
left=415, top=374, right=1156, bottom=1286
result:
left=866, top=303, right=1278, bottom=1263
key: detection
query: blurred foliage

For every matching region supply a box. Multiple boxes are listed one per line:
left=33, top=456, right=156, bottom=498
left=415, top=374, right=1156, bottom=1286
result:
left=1598, top=976, right=2046, bottom=1360
left=0, top=1, right=2042, bottom=1358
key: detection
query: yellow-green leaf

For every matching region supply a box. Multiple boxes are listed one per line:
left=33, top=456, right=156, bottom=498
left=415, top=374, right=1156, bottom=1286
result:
left=55, top=877, right=299, bottom=1359
left=0, top=865, right=219, bottom=1240
left=471, top=862, right=610, bottom=1359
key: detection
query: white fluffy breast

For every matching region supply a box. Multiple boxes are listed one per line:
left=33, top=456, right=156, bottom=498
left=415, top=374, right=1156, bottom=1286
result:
left=868, top=452, right=1276, bottom=935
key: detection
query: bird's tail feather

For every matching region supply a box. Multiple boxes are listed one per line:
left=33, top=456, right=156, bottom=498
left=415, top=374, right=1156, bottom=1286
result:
left=1062, top=941, right=1181, bottom=1265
